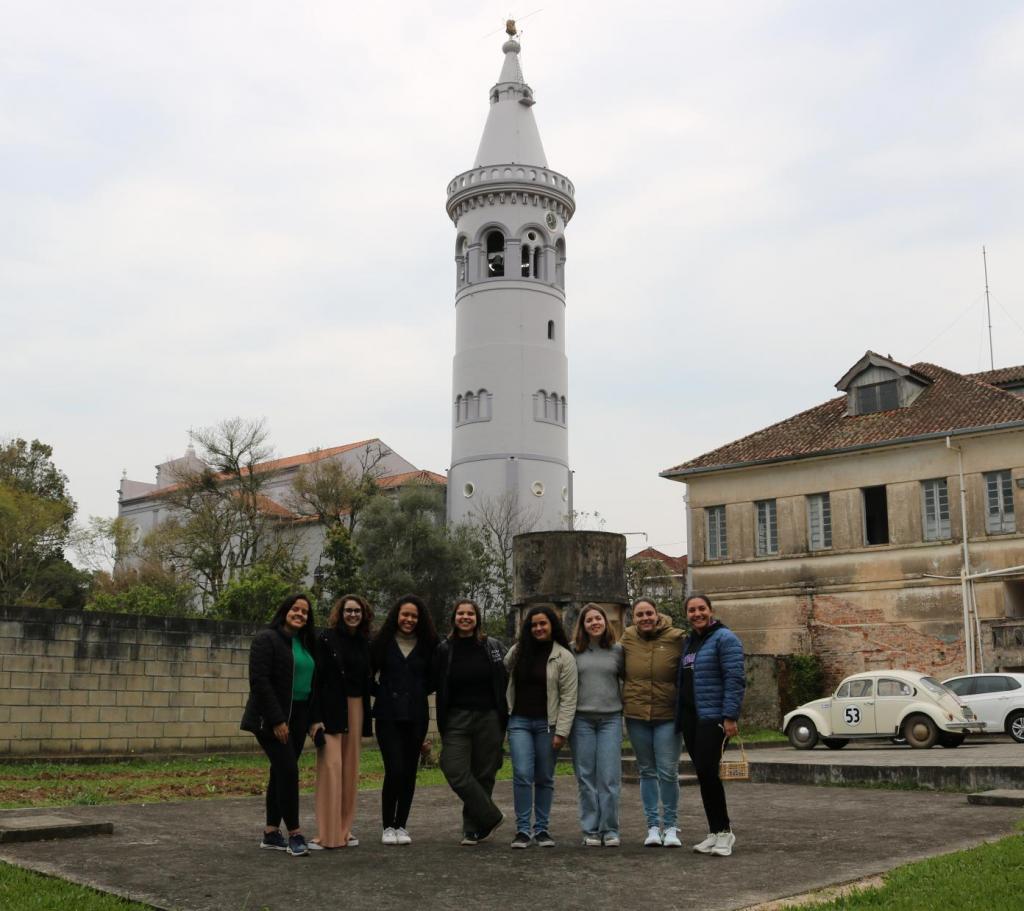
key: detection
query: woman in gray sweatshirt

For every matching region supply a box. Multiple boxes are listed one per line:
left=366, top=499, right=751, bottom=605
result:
left=570, top=604, right=625, bottom=847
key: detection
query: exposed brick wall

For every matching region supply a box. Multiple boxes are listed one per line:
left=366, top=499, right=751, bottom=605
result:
left=0, top=605, right=259, bottom=757
left=807, top=593, right=966, bottom=687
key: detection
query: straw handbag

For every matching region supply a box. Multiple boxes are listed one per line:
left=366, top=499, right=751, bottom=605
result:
left=719, top=735, right=750, bottom=781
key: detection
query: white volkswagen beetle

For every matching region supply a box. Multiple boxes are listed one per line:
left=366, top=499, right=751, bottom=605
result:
left=783, top=670, right=983, bottom=749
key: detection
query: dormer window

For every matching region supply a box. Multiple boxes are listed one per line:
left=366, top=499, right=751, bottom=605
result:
left=836, top=351, right=930, bottom=417
left=856, top=380, right=899, bottom=414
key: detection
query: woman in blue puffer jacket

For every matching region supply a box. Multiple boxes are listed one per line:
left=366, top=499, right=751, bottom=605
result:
left=675, top=592, right=745, bottom=857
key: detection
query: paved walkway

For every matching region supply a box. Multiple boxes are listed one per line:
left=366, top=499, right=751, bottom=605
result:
left=1, top=779, right=1021, bottom=911
left=746, top=741, right=1022, bottom=767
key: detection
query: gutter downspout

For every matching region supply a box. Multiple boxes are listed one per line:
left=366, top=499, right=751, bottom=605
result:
left=947, top=436, right=979, bottom=673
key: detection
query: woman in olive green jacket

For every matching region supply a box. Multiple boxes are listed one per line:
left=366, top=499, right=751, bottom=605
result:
left=620, top=599, right=685, bottom=847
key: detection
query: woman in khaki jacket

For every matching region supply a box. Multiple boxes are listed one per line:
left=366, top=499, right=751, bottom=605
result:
left=620, top=599, right=685, bottom=848
left=504, top=606, right=578, bottom=848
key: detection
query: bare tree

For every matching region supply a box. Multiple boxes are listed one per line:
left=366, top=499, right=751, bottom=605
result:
left=145, top=418, right=298, bottom=606
left=468, top=491, right=540, bottom=630
left=290, top=441, right=390, bottom=531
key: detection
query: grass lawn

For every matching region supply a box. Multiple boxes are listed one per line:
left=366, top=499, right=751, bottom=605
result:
left=777, top=830, right=1024, bottom=911
left=0, top=748, right=573, bottom=810
left=0, top=862, right=153, bottom=911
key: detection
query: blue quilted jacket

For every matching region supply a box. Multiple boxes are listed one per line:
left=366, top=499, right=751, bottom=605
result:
left=675, top=622, right=745, bottom=724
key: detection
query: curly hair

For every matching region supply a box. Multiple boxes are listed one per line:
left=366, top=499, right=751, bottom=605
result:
left=370, top=594, right=439, bottom=670
left=327, top=594, right=373, bottom=638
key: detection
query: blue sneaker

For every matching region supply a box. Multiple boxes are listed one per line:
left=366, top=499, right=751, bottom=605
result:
left=287, top=833, right=309, bottom=856
left=260, top=830, right=287, bottom=851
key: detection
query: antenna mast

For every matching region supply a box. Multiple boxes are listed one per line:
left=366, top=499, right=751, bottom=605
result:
left=983, top=246, right=994, bottom=370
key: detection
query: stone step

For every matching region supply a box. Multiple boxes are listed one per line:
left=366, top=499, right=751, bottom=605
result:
left=967, top=789, right=1024, bottom=807
left=0, top=812, right=113, bottom=844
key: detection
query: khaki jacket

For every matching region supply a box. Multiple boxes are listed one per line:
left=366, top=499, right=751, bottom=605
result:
left=621, top=614, right=685, bottom=721
left=505, top=641, right=579, bottom=738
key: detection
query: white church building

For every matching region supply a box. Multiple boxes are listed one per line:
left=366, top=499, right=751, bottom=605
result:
left=445, top=24, right=575, bottom=531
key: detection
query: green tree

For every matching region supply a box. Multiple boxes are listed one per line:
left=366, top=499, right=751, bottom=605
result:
left=209, top=562, right=304, bottom=624
left=290, top=441, right=388, bottom=531
left=87, top=569, right=198, bottom=618
left=0, top=438, right=86, bottom=607
left=316, top=524, right=364, bottom=608
left=356, top=484, right=488, bottom=626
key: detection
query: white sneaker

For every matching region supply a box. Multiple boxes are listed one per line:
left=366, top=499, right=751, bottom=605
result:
left=693, top=832, right=717, bottom=854
left=603, top=834, right=620, bottom=847
left=662, top=827, right=682, bottom=848
left=346, top=835, right=359, bottom=847
left=644, top=826, right=662, bottom=847
left=381, top=827, right=398, bottom=845
left=395, top=827, right=412, bottom=845
left=710, top=830, right=736, bottom=856
left=583, top=834, right=602, bottom=847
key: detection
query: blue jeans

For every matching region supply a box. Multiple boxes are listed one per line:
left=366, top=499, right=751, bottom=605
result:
left=569, top=713, right=622, bottom=838
left=507, top=715, right=559, bottom=835
left=625, top=717, right=683, bottom=829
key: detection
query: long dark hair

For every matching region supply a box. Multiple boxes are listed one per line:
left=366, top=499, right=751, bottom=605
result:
left=510, top=605, right=569, bottom=671
left=447, top=598, right=484, bottom=641
left=327, top=594, right=373, bottom=638
left=370, top=594, right=439, bottom=669
left=269, top=592, right=317, bottom=654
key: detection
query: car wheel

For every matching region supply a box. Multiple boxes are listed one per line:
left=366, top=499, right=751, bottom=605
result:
left=1006, top=710, right=1024, bottom=744
left=821, top=737, right=849, bottom=750
left=787, top=716, right=819, bottom=750
left=937, top=733, right=965, bottom=748
left=902, top=714, right=938, bottom=749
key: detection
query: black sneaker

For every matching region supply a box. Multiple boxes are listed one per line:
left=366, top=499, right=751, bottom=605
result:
left=510, top=831, right=532, bottom=849
left=260, top=830, right=287, bottom=851
left=287, top=833, right=309, bottom=857
left=460, top=833, right=479, bottom=846
left=534, top=831, right=555, bottom=848
left=477, top=812, right=504, bottom=843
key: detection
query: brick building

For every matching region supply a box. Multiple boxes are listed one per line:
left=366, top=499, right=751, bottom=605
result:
left=661, top=352, right=1024, bottom=684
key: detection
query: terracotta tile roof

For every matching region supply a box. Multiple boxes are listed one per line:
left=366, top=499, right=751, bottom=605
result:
left=662, top=362, right=1024, bottom=478
left=969, top=366, right=1024, bottom=387
left=628, top=547, right=688, bottom=574
left=376, top=470, right=447, bottom=488
left=244, top=439, right=379, bottom=476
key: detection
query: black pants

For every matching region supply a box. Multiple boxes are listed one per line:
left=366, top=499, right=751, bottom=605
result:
left=439, top=708, right=504, bottom=835
left=376, top=718, right=427, bottom=829
left=680, top=712, right=730, bottom=833
left=255, top=699, right=310, bottom=832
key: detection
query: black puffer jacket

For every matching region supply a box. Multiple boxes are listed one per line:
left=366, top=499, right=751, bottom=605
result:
left=240, top=627, right=320, bottom=734
left=372, top=639, right=435, bottom=727
left=432, top=636, right=508, bottom=735
left=314, top=627, right=373, bottom=736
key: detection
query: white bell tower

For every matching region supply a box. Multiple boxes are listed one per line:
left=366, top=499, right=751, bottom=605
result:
left=446, top=23, right=575, bottom=531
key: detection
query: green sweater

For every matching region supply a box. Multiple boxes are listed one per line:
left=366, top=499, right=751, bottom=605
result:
left=291, top=637, right=314, bottom=701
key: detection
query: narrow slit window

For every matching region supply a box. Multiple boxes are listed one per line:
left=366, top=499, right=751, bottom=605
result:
left=807, top=493, right=832, bottom=550
left=863, top=485, right=889, bottom=545
left=706, top=506, right=727, bottom=560
left=921, top=478, right=950, bottom=541
left=547, top=320, right=555, bottom=340
left=756, top=499, right=778, bottom=555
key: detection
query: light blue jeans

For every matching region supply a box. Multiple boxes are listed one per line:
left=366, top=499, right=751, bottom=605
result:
left=508, top=715, right=559, bottom=835
left=569, top=712, right=622, bottom=838
left=625, top=717, right=683, bottom=829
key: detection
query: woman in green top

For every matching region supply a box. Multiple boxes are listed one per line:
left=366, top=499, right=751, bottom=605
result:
left=241, top=593, right=321, bottom=857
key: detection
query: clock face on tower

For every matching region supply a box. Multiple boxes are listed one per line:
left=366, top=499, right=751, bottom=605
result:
left=545, top=211, right=557, bottom=230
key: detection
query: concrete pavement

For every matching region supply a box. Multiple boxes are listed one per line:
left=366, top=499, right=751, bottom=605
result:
left=1, top=778, right=1021, bottom=911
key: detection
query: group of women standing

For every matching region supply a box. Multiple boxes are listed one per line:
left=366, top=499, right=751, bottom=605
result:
left=240, top=590, right=745, bottom=856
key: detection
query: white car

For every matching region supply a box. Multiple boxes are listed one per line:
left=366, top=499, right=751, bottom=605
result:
left=941, top=673, right=1024, bottom=743
left=783, top=670, right=984, bottom=750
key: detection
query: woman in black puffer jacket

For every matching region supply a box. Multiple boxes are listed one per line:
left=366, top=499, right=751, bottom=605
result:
left=240, top=593, right=320, bottom=857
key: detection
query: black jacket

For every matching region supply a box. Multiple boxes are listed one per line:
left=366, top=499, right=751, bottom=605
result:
left=371, top=639, right=435, bottom=727
left=240, top=627, right=320, bottom=735
left=314, top=627, right=373, bottom=737
left=432, top=635, right=508, bottom=735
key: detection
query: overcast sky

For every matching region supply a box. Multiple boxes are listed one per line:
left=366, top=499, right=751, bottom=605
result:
left=3, top=0, right=1023, bottom=559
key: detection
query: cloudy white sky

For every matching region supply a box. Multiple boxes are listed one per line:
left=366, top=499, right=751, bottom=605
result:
left=3, top=0, right=1023, bottom=558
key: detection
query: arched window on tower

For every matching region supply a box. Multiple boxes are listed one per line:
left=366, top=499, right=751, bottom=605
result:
left=455, top=389, right=492, bottom=426
left=534, top=246, right=542, bottom=281
left=521, top=245, right=532, bottom=278
left=555, top=238, right=566, bottom=289
left=533, top=389, right=567, bottom=427
left=486, top=231, right=505, bottom=278
left=456, top=236, right=468, bottom=288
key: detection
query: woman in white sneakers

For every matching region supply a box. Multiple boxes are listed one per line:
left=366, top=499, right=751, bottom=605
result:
left=675, top=593, right=746, bottom=857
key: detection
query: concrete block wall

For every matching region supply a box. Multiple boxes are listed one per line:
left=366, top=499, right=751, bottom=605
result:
left=0, top=605, right=259, bottom=757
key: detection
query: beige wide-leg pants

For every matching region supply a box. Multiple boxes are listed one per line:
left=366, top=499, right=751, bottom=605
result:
left=314, top=697, right=363, bottom=847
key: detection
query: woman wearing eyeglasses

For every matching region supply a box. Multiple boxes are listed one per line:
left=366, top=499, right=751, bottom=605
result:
left=308, top=595, right=374, bottom=850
